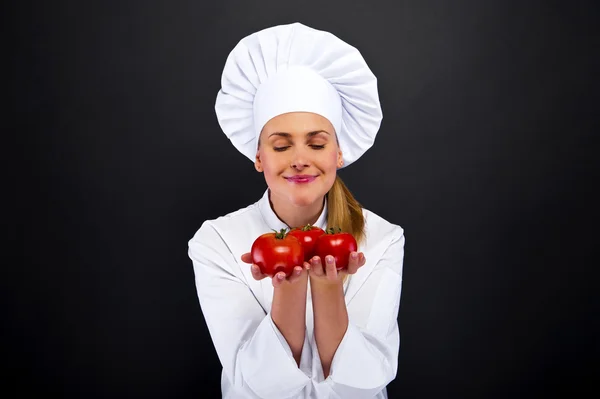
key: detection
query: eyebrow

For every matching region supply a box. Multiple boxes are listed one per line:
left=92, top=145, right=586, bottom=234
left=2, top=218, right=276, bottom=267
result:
left=268, top=130, right=330, bottom=138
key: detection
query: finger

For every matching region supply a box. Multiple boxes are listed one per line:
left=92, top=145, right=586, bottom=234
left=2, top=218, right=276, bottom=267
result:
left=272, top=271, right=286, bottom=288
left=251, top=264, right=267, bottom=281
left=310, top=256, right=325, bottom=277
left=287, top=266, right=304, bottom=284
left=304, top=261, right=311, bottom=272
left=325, top=255, right=338, bottom=281
left=241, top=253, right=253, bottom=264
left=347, top=252, right=360, bottom=274
left=358, top=252, right=366, bottom=267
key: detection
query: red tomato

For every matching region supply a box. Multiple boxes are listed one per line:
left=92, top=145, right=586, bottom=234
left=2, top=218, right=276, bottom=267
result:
left=314, top=227, right=358, bottom=271
left=251, top=228, right=304, bottom=277
left=288, top=224, right=326, bottom=262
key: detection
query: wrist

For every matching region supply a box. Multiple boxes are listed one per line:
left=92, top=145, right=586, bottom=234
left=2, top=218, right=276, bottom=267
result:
left=274, top=272, right=308, bottom=299
left=309, top=277, right=345, bottom=295
left=272, top=275, right=307, bottom=316
left=309, top=273, right=345, bottom=289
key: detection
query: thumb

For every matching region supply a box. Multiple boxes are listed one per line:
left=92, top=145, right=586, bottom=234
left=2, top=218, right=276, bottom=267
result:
left=241, top=252, right=253, bottom=264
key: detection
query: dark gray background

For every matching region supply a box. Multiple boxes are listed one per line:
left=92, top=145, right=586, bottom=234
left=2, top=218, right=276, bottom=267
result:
left=10, top=0, right=597, bottom=398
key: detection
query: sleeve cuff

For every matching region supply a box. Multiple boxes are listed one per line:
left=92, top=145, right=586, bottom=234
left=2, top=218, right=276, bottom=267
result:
left=326, top=322, right=397, bottom=390
left=313, top=323, right=396, bottom=398
left=238, top=312, right=310, bottom=398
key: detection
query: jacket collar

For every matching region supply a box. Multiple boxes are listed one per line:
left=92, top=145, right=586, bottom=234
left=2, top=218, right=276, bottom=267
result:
left=258, top=189, right=328, bottom=232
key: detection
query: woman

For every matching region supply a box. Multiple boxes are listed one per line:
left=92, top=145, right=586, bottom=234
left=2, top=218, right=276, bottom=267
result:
left=188, top=22, right=406, bottom=399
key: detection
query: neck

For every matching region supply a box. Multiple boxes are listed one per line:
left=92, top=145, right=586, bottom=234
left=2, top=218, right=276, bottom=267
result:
left=269, top=190, right=325, bottom=229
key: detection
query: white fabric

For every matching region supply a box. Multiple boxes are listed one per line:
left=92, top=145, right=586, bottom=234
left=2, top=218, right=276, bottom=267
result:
left=215, top=22, right=383, bottom=168
left=188, top=190, right=405, bottom=398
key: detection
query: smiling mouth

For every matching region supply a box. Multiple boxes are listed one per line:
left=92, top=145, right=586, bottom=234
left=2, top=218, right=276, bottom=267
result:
left=285, top=175, right=317, bottom=183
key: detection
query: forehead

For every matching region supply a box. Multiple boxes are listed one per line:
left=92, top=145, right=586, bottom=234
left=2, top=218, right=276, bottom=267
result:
left=261, top=112, right=334, bottom=136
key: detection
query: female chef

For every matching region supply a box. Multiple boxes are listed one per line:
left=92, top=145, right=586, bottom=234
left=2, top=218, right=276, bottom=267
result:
left=188, top=23, right=406, bottom=399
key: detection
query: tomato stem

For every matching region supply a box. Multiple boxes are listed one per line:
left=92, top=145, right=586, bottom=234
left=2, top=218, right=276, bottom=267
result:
left=274, top=228, right=288, bottom=239
left=301, top=224, right=313, bottom=231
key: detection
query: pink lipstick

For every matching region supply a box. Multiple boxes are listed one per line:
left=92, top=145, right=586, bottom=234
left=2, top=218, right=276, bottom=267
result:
left=285, top=175, right=317, bottom=184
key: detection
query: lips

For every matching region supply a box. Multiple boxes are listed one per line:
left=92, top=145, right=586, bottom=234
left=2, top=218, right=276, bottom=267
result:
left=285, top=175, right=317, bottom=183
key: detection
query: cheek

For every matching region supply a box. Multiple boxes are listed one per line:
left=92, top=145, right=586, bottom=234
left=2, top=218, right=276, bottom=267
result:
left=260, top=153, right=286, bottom=175
left=328, top=149, right=340, bottom=169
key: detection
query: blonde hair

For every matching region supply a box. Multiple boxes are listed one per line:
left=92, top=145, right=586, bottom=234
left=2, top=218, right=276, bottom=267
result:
left=326, top=175, right=365, bottom=245
left=326, top=175, right=365, bottom=283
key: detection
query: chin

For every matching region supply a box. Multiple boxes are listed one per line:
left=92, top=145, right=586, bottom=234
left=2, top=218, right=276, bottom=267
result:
left=287, top=192, right=320, bottom=208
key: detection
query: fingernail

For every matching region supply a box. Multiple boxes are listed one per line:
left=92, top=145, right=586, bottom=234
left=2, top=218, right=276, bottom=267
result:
left=278, top=273, right=285, bottom=280
left=351, top=253, right=358, bottom=259
left=295, top=268, right=301, bottom=275
left=326, top=256, right=333, bottom=264
left=312, top=257, right=319, bottom=265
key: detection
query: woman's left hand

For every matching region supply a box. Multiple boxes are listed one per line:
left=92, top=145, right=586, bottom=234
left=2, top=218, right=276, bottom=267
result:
left=305, top=252, right=366, bottom=285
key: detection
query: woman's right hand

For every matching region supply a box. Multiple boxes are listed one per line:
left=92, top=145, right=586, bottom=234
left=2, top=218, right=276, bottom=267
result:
left=241, top=253, right=306, bottom=288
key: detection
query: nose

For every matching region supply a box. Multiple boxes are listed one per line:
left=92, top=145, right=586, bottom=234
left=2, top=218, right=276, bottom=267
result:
left=290, top=147, right=310, bottom=170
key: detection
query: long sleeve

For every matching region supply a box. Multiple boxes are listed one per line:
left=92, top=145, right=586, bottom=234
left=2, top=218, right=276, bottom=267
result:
left=311, top=226, right=406, bottom=398
left=188, top=221, right=311, bottom=399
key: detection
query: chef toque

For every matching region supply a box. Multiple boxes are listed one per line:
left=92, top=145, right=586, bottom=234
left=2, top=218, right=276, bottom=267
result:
left=214, top=22, right=383, bottom=168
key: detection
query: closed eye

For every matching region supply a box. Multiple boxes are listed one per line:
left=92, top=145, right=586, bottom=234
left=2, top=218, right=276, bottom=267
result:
left=274, top=144, right=325, bottom=151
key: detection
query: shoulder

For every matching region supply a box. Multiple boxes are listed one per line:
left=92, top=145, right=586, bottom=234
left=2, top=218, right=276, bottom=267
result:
left=189, top=200, right=261, bottom=244
left=357, top=207, right=406, bottom=277
left=362, top=207, right=405, bottom=243
left=187, top=202, right=264, bottom=285
left=188, top=197, right=271, bottom=263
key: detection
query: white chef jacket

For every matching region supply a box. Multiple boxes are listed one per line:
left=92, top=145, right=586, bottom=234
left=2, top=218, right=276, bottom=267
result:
left=188, top=189, right=405, bottom=399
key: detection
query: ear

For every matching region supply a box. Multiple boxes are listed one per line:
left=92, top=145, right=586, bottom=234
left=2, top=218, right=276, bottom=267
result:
left=337, top=149, right=344, bottom=169
left=255, top=151, right=263, bottom=172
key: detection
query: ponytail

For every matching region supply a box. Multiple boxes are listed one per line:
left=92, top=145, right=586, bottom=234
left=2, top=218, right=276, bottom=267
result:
left=326, top=175, right=365, bottom=247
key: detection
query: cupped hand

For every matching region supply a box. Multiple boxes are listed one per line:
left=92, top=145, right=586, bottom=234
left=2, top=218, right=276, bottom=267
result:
left=241, top=253, right=306, bottom=288
left=305, top=251, right=366, bottom=285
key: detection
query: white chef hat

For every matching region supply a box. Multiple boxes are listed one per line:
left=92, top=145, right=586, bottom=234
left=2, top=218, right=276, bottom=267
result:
left=214, top=22, right=383, bottom=168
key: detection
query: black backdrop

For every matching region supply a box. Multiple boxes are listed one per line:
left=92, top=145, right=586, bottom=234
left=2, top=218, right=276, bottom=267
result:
left=10, top=1, right=597, bottom=398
